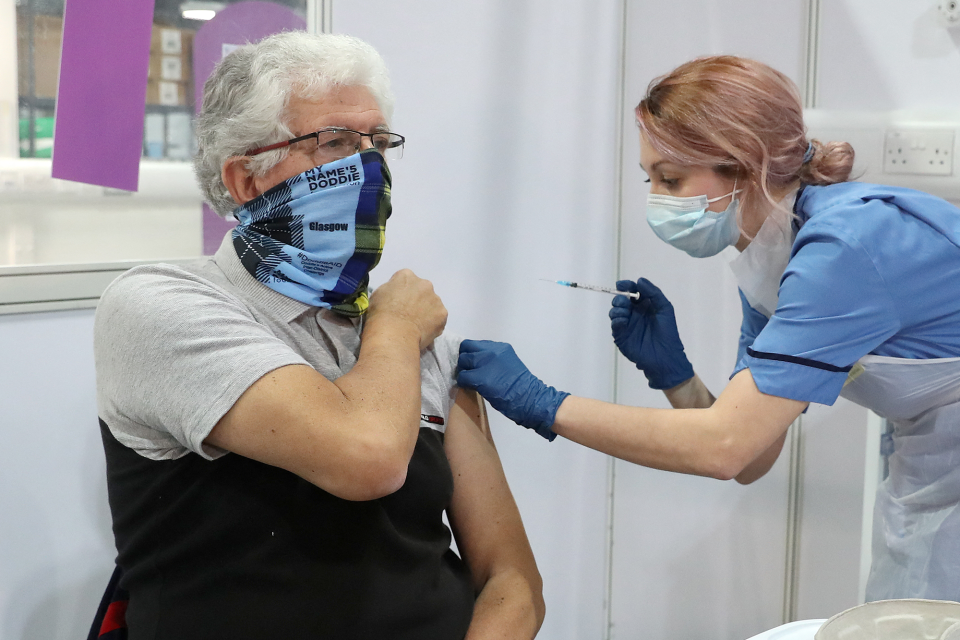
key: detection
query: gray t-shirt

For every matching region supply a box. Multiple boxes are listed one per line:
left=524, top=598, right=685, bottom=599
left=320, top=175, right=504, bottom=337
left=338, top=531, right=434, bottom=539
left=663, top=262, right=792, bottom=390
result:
left=94, top=233, right=461, bottom=461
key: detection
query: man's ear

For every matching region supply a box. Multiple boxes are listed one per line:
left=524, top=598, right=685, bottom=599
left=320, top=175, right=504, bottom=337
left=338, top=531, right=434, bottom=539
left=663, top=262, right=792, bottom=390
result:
left=221, top=156, right=260, bottom=206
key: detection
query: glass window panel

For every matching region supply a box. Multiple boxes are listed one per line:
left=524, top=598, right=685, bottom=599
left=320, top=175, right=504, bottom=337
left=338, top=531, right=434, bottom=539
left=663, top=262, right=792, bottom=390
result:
left=2, top=0, right=308, bottom=267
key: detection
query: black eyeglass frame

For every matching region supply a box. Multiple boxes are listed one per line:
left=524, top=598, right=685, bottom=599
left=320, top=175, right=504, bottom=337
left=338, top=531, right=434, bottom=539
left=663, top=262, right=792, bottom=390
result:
left=246, top=127, right=405, bottom=157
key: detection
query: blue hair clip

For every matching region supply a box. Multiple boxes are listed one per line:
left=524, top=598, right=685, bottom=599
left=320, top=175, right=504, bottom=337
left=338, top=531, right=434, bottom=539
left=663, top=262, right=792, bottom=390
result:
left=802, top=142, right=815, bottom=164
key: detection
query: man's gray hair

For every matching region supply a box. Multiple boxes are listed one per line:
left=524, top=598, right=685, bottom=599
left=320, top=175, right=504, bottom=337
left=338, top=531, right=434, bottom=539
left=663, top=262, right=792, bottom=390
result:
left=194, top=31, right=395, bottom=216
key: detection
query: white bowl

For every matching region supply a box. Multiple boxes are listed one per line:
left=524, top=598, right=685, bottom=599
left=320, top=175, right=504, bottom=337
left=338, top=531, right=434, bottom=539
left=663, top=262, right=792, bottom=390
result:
left=746, top=619, right=827, bottom=640
left=816, top=600, right=960, bottom=640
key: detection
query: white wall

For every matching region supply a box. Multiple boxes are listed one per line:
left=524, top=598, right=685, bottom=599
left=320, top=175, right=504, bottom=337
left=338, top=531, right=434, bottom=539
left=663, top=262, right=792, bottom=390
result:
left=336, top=3, right=623, bottom=639
left=819, top=0, right=960, bottom=110
left=794, top=401, right=869, bottom=619
left=0, top=309, right=115, bottom=640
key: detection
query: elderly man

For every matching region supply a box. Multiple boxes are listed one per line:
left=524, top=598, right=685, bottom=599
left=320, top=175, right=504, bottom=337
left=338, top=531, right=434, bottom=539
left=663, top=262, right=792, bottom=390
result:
left=93, top=32, right=543, bottom=639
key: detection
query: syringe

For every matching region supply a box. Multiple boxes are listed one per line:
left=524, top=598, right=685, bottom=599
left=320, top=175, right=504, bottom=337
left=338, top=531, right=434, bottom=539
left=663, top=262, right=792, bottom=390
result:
left=541, top=279, right=640, bottom=300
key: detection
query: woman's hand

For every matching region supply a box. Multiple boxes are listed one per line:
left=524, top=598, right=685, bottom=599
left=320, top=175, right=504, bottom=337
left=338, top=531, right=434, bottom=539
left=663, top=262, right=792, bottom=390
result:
left=609, top=278, right=695, bottom=390
left=456, top=340, right=569, bottom=441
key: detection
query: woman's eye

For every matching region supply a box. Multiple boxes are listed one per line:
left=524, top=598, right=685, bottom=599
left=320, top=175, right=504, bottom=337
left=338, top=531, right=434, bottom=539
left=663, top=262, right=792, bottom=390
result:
left=661, top=178, right=679, bottom=187
left=643, top=178, right=651, bottom=184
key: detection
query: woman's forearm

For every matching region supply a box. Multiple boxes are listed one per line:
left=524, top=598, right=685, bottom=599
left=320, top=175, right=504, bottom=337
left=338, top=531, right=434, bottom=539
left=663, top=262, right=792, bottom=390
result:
left=551, top=371, right=806, bottom=480
left=552, top=396, right=737, bottom=478
left=663, top=373, right=716, bottom=409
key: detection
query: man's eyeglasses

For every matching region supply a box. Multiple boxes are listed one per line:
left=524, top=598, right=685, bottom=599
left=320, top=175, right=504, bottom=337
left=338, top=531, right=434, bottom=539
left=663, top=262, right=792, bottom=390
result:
left=247, top=128, right=405, bottom=162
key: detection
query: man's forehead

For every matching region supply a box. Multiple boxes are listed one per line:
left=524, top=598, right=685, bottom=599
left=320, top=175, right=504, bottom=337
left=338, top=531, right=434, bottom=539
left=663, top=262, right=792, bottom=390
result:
left=288, top=88, right=386, bottom=130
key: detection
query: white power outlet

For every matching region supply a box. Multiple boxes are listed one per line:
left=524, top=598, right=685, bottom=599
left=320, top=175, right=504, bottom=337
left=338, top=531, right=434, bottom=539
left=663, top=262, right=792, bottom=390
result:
left=884, top=129, right=954, bottom=176
left=804, top=110, right=960, bottom=201
left=939, top=0, right=960, bottom=27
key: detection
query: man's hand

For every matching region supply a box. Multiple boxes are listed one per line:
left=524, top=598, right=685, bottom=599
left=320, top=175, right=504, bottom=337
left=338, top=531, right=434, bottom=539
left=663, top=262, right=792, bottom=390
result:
left=208, top=268, right=445, bottom=501
left=369, top=269, right=448, bottom=350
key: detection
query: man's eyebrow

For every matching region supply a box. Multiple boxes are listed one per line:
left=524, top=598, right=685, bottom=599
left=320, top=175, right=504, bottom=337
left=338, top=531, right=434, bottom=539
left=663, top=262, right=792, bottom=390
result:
left=373, top=124, right=390, bottom=132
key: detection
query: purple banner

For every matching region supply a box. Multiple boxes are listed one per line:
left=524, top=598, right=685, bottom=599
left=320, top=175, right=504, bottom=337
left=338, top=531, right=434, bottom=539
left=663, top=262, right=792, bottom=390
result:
left=195, top=1, right=305, bottom=254
left=52, top=0, right=155, bottom=191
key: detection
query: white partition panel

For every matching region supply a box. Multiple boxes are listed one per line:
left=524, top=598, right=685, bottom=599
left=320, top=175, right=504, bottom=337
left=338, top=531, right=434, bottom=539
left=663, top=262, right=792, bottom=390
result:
left=794, top=401, right=870, bottom=620
left=0, top=309, right=115, bottom=640
left=336, top=3, right=624, bottom=639
left=610, top=1, right=805, bottom=638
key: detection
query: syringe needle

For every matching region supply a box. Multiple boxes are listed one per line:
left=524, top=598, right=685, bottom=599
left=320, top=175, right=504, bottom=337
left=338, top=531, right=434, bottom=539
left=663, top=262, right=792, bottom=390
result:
left=540, top=279, right=640, bottom=300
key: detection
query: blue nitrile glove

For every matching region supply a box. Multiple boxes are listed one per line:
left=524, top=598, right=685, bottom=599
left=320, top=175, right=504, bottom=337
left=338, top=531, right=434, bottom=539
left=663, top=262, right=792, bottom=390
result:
left=457, top=339, right=569, bottom=442
left=609, top=278, right=694, bottom=390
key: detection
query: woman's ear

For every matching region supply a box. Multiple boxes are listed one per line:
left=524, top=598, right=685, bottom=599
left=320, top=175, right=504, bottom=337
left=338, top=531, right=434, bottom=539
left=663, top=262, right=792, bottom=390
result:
left=221, top=157, right=260, bottom=206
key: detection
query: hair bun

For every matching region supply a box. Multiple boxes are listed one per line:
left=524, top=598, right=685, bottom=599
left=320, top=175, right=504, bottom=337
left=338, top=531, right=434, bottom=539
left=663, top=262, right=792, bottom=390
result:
left=800, top=139, right=855, bottom=185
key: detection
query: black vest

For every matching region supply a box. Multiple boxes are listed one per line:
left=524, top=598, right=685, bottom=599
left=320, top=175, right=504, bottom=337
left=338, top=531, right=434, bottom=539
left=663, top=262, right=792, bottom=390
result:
left=100, top=420, right=474, bottom=639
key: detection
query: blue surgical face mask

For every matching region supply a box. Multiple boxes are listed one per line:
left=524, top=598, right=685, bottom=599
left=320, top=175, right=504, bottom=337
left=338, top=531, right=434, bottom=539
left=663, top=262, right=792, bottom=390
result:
left=646, top=185, right=742, bottom=258
left=231, top=148, right=391, bottom=316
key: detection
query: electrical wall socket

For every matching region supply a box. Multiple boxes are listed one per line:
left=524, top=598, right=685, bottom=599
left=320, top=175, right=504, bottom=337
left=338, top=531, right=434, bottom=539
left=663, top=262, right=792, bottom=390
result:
left=804, top=110, right=960, bottom=202
left=939, top=0, right=960, bottom=27
left=884, top=129, right=954, bottom=176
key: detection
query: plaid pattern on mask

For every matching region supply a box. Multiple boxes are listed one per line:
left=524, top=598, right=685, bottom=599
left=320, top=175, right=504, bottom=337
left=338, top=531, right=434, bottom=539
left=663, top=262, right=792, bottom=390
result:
left=231, top=150, right=392, bottom=316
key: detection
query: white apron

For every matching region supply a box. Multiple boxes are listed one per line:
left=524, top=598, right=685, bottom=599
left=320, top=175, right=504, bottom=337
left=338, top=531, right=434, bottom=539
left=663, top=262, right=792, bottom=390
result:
left=841, top=355, right=960, bottom=601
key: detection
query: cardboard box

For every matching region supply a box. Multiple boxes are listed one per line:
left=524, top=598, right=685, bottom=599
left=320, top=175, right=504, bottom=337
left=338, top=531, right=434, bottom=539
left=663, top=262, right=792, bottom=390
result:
left=148, top=54, right=190, bottom=82
left=16, top=14, right=63, bottom=100
left=17, top=17, right=196, bottom=103
left=151, top=26, right=194, bottom=57
left=146, top=79, right=188, bottom=106
left=148, top=26, right=194, bottom=101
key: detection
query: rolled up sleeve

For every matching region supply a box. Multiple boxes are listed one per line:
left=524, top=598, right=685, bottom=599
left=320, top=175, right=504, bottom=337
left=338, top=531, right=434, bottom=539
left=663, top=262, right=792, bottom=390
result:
left=736, top=223, right=900, bottom=405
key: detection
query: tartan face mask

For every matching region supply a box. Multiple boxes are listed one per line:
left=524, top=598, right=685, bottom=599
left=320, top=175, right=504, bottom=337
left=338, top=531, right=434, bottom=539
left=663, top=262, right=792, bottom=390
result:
left=231, top=149, right=391, bottom=317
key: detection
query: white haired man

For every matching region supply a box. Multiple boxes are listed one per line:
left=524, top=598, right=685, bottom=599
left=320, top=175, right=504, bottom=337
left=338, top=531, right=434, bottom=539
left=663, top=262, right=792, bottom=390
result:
left=92, top=32, right=544, bottom=639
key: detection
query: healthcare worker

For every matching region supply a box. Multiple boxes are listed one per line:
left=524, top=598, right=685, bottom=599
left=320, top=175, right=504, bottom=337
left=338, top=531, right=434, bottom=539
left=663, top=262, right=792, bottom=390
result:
left=457, top=55, right=960, bottom=602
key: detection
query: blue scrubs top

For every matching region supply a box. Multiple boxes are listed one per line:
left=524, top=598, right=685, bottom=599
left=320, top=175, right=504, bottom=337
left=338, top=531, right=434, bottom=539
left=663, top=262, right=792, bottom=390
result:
left=732, top=182, right=960, bottom=405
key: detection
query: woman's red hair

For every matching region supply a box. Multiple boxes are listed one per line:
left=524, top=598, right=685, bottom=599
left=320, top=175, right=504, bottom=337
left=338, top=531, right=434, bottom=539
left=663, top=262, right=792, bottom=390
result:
left=636, top=56, right=854, bottom=225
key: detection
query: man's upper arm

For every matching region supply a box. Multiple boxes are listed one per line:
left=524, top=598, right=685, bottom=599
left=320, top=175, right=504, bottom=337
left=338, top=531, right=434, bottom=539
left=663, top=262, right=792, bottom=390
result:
left=95, top=266, right=308, bottom=459
left=444, top=389, right=540, bottom=590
